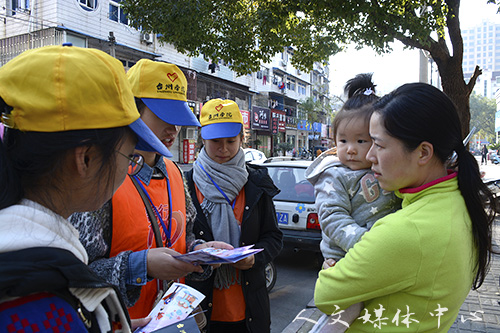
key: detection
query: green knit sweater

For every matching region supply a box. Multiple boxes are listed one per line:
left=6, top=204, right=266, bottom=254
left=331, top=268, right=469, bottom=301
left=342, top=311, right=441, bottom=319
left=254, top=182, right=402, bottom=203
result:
left=315, top=174, right=476, bottom=332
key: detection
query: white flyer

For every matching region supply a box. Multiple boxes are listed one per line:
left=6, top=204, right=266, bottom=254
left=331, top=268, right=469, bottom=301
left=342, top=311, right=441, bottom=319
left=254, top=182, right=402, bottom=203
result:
left=134, top=283, right=205, bottom=333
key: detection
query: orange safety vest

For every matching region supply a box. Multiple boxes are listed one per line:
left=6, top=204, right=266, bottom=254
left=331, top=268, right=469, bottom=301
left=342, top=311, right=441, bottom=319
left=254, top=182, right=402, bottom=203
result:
left=110, top=159, right=187, bottom=319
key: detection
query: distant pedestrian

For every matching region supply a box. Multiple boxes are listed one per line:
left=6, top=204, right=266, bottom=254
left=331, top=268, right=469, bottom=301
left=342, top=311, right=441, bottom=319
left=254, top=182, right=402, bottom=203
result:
left=482, top=144, right=488, bottom=165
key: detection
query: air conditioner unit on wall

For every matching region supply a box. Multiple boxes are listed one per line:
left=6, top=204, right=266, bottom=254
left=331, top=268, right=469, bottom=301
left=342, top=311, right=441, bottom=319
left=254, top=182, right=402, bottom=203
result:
left=186, top=128, right=196, bottom=140
left=140, top=32, right=154, bottom=44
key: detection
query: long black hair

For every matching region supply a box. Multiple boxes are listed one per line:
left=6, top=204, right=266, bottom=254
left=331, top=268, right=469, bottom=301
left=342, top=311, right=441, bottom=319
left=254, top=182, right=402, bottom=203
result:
left=373, top=83, right=497, bottom=289
left=332, top=73, right=379, bottom=143
left=0, top=99, right=130, bottom=211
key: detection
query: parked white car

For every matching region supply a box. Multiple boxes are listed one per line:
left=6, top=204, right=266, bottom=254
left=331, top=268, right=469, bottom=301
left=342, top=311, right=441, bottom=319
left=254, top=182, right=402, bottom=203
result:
left=262, top=160, right=322, bottom=254
left=243, top=148, right=267, bottom=164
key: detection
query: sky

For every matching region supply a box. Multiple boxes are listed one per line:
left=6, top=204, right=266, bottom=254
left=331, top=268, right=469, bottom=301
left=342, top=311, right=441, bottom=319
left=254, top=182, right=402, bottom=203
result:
left=329, top=0, right=500, bottom=99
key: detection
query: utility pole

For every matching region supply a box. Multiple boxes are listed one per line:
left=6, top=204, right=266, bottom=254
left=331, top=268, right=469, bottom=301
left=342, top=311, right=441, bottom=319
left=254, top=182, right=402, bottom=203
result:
left=108, top=31, right=116, bottom=58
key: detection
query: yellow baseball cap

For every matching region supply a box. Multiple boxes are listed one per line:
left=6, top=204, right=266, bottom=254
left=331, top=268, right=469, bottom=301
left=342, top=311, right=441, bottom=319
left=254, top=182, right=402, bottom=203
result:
left=127, top=59, right=200, bottom=127
left=0, top=45, right=172, bottom=157
left=200, top=99, right=243, bottom=140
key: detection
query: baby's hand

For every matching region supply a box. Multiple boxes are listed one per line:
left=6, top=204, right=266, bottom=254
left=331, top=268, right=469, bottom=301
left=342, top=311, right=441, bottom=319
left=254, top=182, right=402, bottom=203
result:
left=322, top=258, right=336, bottom=270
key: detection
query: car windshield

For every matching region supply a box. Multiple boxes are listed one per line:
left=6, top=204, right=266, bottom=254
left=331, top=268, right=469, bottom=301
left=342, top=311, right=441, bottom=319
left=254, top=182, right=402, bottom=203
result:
left=266, top=166, right=315, bottom=203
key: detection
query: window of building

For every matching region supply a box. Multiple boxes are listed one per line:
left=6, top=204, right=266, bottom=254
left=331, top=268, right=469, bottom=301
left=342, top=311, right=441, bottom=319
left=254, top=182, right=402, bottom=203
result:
left=109, top=0, right=128, bottom=24
left=119, top=59, right=136, bottom=70
left=298, top=82, right=306, bottom=95
left=8, top=0, right=30, bottom=16
left=79, top=0, right=97, bottom=11
left=287, top=78, right=296, bottom=91
left=281, top=49, right=288, bottom=64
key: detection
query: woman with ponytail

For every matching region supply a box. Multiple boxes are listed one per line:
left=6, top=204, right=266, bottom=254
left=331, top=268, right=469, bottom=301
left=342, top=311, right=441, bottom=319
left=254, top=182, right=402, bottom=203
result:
left=315, top=83, right=497, bottom=332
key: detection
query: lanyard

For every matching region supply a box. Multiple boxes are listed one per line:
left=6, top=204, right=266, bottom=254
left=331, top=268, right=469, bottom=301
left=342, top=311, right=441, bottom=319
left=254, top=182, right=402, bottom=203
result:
left=133, top=174, right=172, bottom=247
left=196, top=161, right=236, bottom=209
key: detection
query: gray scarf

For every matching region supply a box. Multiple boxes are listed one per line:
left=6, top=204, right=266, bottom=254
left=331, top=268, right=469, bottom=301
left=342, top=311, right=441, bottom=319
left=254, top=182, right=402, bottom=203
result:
left=193, top=147, right=248, bottom=289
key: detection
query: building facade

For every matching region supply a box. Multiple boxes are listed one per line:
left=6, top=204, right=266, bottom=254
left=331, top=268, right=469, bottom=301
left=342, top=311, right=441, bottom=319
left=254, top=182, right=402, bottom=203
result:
left=462, top=20, right=500, bottom=98
left=0, top=0, right=332, bottom=161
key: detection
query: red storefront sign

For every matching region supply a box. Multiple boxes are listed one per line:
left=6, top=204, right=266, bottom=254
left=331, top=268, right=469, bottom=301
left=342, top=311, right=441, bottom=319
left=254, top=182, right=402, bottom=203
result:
left=271, top=109, right=286, bottom=133
left=183, top=139, right=196, bottom=164
left=241, top=110, right=250, bottom=129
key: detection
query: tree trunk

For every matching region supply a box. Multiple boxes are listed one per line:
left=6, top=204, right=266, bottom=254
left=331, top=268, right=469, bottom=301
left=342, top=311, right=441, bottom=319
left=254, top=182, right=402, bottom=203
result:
left=437, top=56, right=471, bottom=140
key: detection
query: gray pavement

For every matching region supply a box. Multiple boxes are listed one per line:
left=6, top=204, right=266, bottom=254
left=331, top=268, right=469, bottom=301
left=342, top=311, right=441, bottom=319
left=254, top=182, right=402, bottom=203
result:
left=449, top=218, right=500, bottom=332
left=450, top=160, right=500, bottom=332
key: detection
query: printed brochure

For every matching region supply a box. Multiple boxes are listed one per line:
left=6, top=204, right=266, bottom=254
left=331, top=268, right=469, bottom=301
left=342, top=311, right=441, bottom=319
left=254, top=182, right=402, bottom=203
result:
left=173, top=244, right=263, bottom=265
left=134, top=283, right=205, bottom=333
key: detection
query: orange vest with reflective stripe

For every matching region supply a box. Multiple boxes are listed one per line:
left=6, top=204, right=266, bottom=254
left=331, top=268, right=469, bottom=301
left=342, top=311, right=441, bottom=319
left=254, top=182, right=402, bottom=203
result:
left=110, top=159, right=186, bottom=319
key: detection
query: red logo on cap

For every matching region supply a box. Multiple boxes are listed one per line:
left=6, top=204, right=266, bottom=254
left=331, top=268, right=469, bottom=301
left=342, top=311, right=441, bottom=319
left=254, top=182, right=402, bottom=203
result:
left=215, top=104, right=223, bottom=112
left=167, top=73, right=178, bottom=82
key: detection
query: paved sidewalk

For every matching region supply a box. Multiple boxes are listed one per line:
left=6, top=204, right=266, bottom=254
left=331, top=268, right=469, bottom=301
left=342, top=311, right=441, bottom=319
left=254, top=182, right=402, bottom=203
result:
left=449, top=217, right=500, bottom=332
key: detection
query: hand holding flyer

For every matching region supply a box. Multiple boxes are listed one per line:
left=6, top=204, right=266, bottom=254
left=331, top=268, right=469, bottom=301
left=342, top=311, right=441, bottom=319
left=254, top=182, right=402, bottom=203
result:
left=134, top=283, right=205, bottom=333
left=173, top=244, right=263, bottom=265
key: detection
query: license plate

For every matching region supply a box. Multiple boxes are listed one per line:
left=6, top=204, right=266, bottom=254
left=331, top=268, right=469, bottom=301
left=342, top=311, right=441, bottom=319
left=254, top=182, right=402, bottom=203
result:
left=276, top=212, right=289, bottom=225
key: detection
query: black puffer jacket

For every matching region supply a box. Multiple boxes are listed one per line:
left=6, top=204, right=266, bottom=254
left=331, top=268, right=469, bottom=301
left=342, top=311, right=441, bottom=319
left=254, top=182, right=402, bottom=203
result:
left=0, top=247, right=131, bottom=332
left=185, top=163, right=283, bottom=333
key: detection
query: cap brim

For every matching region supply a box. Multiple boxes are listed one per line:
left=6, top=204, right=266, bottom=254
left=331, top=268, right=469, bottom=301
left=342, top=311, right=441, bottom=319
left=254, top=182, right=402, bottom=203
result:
left=128, top=118, right=173, bottom=157
left=142, top=98, right=201, bottom=127
left=201, top=123, right=242, bottom=140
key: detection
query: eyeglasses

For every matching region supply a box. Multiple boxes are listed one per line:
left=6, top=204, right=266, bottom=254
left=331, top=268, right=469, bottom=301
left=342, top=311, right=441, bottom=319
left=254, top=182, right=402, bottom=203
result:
left=116, top=151, right=144, bottom=176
